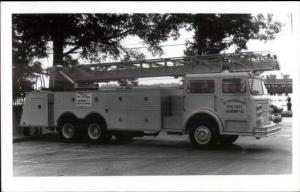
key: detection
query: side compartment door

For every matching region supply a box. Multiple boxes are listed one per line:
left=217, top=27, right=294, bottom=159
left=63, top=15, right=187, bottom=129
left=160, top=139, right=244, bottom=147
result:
left=107, top=93, right=128, bottom=130
left=20, top=92, right=48, bottom=127
left=107, top=90, right=162, bottom=131
left=127, top=92, right=161, bottom=131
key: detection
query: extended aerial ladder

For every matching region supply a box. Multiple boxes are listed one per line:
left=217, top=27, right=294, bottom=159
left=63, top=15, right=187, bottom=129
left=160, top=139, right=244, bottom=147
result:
left=49, top=51, right=280, bottom=90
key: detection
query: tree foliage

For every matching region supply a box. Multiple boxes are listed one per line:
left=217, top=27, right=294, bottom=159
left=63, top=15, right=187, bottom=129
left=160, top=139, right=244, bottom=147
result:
left=13, top=14, right=186, bottom=65
left=184, top=14, right=281, bottom=55
left=13, top=26, right=44, bottom=98
left=12, top=13, right=281, bottom=92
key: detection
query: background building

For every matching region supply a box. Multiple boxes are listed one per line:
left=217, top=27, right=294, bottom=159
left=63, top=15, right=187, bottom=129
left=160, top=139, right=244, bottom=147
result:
left=264, top=74, right=293, bottom=95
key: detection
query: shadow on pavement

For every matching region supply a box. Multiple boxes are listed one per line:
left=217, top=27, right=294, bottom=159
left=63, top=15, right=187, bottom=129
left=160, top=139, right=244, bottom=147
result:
left=16, top=133, right=252, bottom=153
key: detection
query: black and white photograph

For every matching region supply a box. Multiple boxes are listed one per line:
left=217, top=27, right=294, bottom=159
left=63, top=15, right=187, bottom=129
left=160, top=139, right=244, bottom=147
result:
left=1, top=1, right=300, bottom=192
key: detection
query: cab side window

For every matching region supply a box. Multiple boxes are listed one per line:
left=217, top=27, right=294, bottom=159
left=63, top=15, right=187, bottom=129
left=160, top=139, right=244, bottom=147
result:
left=188, top=80, right=215, bottom=93
left=222, top=78, right=246, bottom=93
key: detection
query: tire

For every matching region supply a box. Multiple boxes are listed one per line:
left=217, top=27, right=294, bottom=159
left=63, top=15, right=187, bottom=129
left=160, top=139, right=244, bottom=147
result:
left=86, top=122, right=111, bottom=143
left=219, top=135, right=239, bottom=144
left=189, top=124, right=218, bottom=148
left=58, top=121, right=77, bottom=142
left=114, top=133, right=134, bottom=143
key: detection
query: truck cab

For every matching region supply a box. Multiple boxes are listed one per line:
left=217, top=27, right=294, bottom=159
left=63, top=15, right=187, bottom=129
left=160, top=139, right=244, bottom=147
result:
left=183, top=72, right=281, bottom=147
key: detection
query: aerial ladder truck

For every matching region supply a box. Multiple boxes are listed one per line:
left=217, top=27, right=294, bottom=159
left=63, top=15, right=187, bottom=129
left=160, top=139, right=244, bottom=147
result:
left=19, top=52, right=282, bottom=147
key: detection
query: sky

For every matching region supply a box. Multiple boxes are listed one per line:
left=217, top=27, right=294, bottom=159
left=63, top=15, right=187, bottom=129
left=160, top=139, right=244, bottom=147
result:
left=37, top=13, right=295, bottom=87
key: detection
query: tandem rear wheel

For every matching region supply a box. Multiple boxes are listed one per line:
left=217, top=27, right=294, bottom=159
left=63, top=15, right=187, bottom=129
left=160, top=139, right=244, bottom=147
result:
left=58, top=121, right=78, bottom=142
left=86, top=122, right=112, bottom=144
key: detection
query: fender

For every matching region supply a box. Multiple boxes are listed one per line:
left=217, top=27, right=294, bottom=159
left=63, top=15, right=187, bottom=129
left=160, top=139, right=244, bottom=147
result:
left=184, top=109, right=224, bottom=133
left=84, top=111, right=108, bottom=124
left=56, top=111, right=78, bottom=126
left=56, top=111, right=108, bottom=126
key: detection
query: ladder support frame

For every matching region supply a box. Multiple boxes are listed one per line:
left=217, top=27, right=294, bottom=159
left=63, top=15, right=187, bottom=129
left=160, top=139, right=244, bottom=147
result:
left=50, top=51, right=280, bottom=88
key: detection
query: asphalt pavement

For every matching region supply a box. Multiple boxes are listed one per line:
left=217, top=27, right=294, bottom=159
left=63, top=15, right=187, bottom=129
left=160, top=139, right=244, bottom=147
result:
left=13, top=118, right=292, bottom=176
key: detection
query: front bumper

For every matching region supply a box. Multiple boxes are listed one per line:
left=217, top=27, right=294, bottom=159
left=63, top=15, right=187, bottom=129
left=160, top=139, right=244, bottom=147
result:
left=253, top=123, right=282, bottom=138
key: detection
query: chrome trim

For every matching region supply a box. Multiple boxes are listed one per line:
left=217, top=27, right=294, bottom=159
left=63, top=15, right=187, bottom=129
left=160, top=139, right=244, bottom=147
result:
left=253, top=123, right=282, bottom=137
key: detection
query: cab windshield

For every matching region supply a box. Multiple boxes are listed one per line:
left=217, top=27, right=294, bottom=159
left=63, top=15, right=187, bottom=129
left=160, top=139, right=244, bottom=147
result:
left=248, top=78, right=267, bottom=95
left=222, top=78, right=246, bottom=94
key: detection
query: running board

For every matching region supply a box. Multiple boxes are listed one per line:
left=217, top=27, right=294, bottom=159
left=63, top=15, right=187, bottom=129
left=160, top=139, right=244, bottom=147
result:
left=167, top=132, right=184, bottom=135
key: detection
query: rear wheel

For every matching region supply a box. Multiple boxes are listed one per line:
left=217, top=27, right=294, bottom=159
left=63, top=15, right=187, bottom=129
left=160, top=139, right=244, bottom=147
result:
left=86, top=122, right=111, bottom=143
left=189, top=124, right=219, bottom=148
left=58, top=122, right=77, bottom=142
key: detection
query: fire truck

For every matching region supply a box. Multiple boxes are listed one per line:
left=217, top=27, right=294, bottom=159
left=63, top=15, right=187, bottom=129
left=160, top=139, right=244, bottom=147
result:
left=19, top=52, right=282, bottom=147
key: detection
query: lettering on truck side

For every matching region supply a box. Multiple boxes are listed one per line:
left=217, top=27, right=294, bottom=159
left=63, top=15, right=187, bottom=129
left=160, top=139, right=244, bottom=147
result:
left=76, top=92, right=92, bottom=106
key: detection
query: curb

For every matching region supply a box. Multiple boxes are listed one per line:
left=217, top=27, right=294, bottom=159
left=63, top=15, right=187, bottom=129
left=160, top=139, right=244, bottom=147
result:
left=13, top=134, right=58, bottom=143
left=13, top=136, right=43, bottom=143
left=13, top=136, right=33, bottom=143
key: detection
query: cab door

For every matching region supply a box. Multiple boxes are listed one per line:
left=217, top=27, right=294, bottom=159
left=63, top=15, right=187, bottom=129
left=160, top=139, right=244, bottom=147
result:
left=216, top=78, right=251, bottom=133
left=184, top=79, right=216, bottom=121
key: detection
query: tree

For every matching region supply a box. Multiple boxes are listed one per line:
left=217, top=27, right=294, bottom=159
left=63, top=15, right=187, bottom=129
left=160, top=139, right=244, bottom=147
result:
left=12, top=27, right=45, bottom=99
left=12, top=13, right=186, bottom=89
left=13, top=13, right=281, bottom=64
left=184, top=14, right=281, bottom=55
left=12, top=13, right=281, bottom=91
left=12, top=14, right=186, bottom=66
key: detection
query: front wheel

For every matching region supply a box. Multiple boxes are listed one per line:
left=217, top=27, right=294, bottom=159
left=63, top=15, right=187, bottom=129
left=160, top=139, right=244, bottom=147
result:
left=189, top=125, right=217, bottom=147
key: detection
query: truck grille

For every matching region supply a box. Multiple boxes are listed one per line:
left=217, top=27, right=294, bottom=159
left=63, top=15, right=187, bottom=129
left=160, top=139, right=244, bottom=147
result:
left=256, top=99, right=272, bottom=126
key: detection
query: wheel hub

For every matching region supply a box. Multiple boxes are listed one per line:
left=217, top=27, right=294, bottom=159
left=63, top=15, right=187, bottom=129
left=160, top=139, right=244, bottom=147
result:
left=88, top=123, right=101, bottom=140
left=62, top=123, right=75, bottom=139
left=194, top=126, right=211, bottom=144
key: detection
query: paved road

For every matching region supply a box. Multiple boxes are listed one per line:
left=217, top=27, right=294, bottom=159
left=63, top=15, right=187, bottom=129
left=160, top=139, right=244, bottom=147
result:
left=13, top=118, right=292, bottom=176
